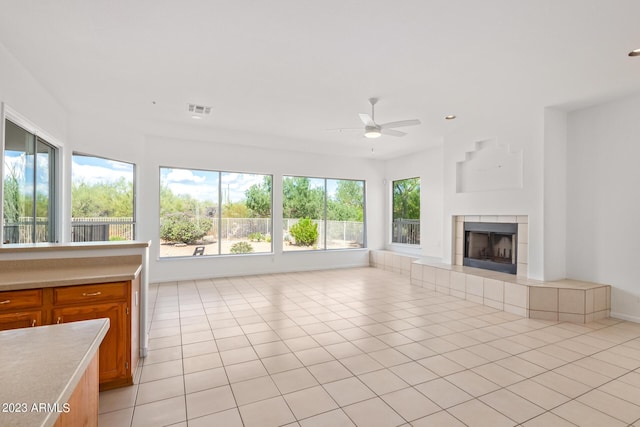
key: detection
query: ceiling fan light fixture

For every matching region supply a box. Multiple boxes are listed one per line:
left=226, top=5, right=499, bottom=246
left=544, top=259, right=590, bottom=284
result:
left=629, top=48, right=640, bottom=57
left=364, top=126, right=382, bottom=138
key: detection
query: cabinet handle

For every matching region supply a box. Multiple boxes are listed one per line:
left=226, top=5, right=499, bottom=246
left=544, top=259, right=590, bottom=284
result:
left=82, top=291, right=102, bottom=297
left=31, top=319, right=37, bottom=327
left=0, top=300, right=10, bottom=305
left=56, top=316, right=62, bottom=324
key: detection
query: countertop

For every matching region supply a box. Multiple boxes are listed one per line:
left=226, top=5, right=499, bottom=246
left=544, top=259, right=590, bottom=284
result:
left=0, top=241, right=149, bottom=254
left=0, top=255, right=142, bottom=291
left=0, top=319, right=109, bottom=427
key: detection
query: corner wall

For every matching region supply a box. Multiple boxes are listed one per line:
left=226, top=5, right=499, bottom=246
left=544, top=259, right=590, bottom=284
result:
left=567, top=93, right=640, bottom=322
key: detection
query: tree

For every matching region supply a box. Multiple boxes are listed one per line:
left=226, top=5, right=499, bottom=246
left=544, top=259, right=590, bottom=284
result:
left=327, top=180, right=364, bottom=221
left=245, top=175, right=272, bottom=218
left=282, top=177, right=324, bottom=219
left=2, top=163, right=23, bottom=223
left=71, top=177, right=134, bottom=218
left=393, top=178, right=420, bottom=220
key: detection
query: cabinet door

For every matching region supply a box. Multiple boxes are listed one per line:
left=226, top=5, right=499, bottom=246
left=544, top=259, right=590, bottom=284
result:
left=0, top=310, right=42, bottom=331
left=53, top=302, right=128, bottom=383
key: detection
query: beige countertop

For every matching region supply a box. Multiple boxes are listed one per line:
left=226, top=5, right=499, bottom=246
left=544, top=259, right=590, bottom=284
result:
left=0, top=255, right=142, bottom=291
left=0, top=319, right=109, bottom=427
left=0, top=241, right=149, bottom=254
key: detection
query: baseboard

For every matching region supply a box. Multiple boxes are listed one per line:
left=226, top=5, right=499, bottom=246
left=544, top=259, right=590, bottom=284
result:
left=610, top=311, right=640, bottom=324
left=150, top=262, right=370, bottom=284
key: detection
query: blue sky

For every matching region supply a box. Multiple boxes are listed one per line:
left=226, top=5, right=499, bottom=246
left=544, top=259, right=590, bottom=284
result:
left=160, top=167, right=267, bottom=203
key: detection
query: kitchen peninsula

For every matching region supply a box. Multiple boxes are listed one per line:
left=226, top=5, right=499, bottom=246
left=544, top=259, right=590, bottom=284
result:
left=0, top=242, right=149, bottom=390
left=0, top=318, right=109, bottom=426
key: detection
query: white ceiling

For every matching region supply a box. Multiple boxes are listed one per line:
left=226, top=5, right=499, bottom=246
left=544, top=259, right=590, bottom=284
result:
left=1, top=0, right=639, bottom=159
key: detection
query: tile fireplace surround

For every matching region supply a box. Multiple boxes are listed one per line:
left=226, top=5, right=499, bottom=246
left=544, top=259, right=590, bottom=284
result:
left=371, top=215, right=610, bottom=324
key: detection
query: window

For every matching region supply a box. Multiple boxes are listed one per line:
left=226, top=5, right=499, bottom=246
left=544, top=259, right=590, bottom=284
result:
left=159, top=167, right=272, bottom=257
left=2, top=119, right=56, bottom=244
left=71, top=154, right=135, bottom=241
left=392, top=177, right=420, bottom=244
left=283, top=176, right=365, bottom=251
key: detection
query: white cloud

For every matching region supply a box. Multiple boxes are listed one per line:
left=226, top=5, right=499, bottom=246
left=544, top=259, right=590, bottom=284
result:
left=72, top=163, right=131, bottom=185
left=165, top=169, right=206, bottom=184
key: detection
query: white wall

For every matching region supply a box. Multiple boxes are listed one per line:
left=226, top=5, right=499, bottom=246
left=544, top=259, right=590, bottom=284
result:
left=136, top=136, right=385, bottom=282
left=567, top=93, right=640, bottom=321
left=64, top=115, right=387, bottom=283
left=0, top=43, right=68, bottom=142
left=542, top=108, right=567, bottom=280
left=442, top=109, right=545, bottom=279
left=0, top=42, right=69, bottom=242
left=384, top=145, right=444, bottom=258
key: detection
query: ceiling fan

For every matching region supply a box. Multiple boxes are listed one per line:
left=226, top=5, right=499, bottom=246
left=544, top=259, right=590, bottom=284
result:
left=359, top=98, right=421, bottom=138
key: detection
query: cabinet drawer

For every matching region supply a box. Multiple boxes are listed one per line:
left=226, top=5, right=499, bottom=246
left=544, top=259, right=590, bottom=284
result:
left=54, top=282, right=128, bottom=305
left=0, top=289, right=43, bottom=311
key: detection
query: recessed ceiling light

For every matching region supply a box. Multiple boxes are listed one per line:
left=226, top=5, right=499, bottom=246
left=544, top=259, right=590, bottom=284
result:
left=629, top=49, right=640, bottom=57
left=445, top=115, right=456, bottom=120
left=191, top=115, right=202, bottom=120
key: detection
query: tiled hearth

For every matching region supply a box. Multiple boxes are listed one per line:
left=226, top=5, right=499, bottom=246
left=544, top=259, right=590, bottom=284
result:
left=370, top=251, right=611, bottom=324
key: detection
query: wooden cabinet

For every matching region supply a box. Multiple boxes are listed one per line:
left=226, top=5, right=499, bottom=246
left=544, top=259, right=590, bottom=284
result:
left=0, top=277, right=139, bottom=391
left=0, top=289, right=43, bottom=331
left=53, top=301, right=127, bottom=385
left=0, top=310, right=42, bottom=330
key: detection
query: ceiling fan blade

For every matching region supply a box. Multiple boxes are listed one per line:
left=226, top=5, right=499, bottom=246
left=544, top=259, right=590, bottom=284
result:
left=381, top=128, right=407, bottom=137
left=359, top=113, right=374, bottom=126
left=380, top=119, right=421, bottom=129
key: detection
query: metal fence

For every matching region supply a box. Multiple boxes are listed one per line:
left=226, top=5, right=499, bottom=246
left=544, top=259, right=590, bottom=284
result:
left=71, top=217, right=135, bottom=242
left=3, top=216, right=364, bottom=245
left=283, top=218, right=364, bottom=248
left=2, top=217, right=135, bottom=243
left=392, top=219, right=420, bottom=244
left=2, top=220, right=50, bottom=244
left=210, top=217, right=272, bottom=239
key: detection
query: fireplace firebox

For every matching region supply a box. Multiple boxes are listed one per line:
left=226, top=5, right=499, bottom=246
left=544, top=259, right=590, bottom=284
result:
left=463, top=222, right=517, bottom=274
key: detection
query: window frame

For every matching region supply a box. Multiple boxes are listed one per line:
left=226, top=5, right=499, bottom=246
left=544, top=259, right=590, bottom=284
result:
left=71, top=152, right=137, bottom=242
left=158, top=166, right=274, bottom=258
left=1, top=105, right=62, bottom=245
left=390, top=177, right=420, bottom=246
left=282, top=175, right=367, bottom=252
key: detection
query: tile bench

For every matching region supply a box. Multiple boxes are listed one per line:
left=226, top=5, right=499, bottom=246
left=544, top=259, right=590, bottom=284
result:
left=370, top=250, right=610, bottom=324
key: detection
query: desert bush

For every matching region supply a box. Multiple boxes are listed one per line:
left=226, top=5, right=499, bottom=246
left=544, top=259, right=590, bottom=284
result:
left=289, top=217, right=318, bottom=246
left=160, top=213, right=211, bottom=244
left=248, top=232, right=265, bottom=242
left=230, top=241, right=254, bottom=254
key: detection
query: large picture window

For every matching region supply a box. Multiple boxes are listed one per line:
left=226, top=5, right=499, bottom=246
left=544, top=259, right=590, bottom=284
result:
left=159, top=167, right=272, bottom=257
left=392, top=177, right=420, bottom=244
left=283, top=176, right=365, bottom=251
left=2, top=119, right=56, bottom=244
left=71, top=154, right=135, bottom=241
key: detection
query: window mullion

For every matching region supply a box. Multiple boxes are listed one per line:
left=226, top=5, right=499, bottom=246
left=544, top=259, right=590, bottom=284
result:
left=217, top=171, right=222, bottom=255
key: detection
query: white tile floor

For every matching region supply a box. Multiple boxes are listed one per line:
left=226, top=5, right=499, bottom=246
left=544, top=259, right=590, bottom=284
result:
left=99, top=267, right=640, bottom=427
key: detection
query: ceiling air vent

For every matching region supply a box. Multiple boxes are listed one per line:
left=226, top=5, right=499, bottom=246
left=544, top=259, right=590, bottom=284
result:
left=187, top=104, right=212, bottom=116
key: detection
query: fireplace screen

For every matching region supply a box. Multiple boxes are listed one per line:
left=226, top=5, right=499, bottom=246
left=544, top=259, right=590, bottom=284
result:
left=463, top=222, right=517, bottom=274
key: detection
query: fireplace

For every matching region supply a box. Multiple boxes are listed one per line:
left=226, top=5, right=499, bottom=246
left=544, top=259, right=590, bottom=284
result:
left=464, top=222, right=517, bottom=274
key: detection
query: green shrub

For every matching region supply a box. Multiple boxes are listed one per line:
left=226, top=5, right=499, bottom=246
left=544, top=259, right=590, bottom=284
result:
left=248, top=232, right=265, bottom=242
left=109, top=235, right=126, bottom=241
left=289, top=218, right=318, bottom=246
left=230, top=241, right=254, bottom=254
left=160, top=213, right=211, bottom=244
